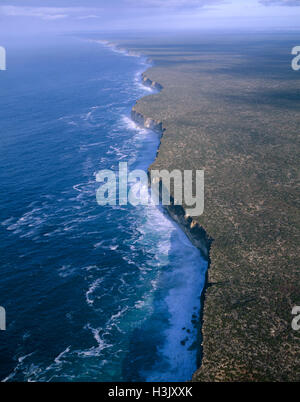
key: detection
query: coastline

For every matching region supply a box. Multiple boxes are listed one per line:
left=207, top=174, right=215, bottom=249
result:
left=119, top=35, right=300, bottom=382
left=98, top=39, right=211, bottom=379
left=0, top=37, right=209, bottom=382
left=131, top=75, right=212, bottom=259
left=131, top=73, right=212, bottom=378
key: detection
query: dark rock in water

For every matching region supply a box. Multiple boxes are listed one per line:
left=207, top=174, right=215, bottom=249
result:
left=188, top=341, right=197, bottom=351
left=180, top=337, right=188, bottom=346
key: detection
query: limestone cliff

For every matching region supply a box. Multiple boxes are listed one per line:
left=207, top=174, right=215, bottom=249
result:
left=131, top=74, right=212, bottom=257
left=141, top=73, right=163, bottom=91
left=131, top=107, right=164, bottom=133
left=131, top=74, right=213, bottom=375
left=116, top=35, right=300, bottom=383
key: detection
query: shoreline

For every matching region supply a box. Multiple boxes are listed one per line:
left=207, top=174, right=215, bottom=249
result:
left=94, top=34, right=300, bottom=382
left=98, top=39, right=212, bottom=379
left=131, top=74, right=212, bottom=377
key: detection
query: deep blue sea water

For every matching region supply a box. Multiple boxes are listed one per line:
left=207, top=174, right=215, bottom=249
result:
left=0, top=36, right=207, bottom=381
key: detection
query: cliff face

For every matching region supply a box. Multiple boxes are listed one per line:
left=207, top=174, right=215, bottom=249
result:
left=131, top=75, right=212, bottom=374
left=131, top=73, right=212, bottom=253
left=132, top=74, right=211, bottom=258
left=131, top=69, right=210, bottom=381
left=112, top=35, right=300, bottom=382
left=165, top=204, right=212, bottom=260
left=131, top=74, right=164, bottom=133
left=141, top=73, right=163, bottom=91
left=131, top=108, right=164, bottom=133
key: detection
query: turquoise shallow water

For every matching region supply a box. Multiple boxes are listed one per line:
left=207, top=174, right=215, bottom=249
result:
left=0, top=35, right=207, bottom=381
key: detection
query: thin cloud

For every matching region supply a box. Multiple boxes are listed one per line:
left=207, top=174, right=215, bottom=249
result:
left=259, top=0, right=300, bottom=5
left=0, top=5, right=101, bottom=20
left=43, top=14, right=68, bottom=20
left=0, top=6, right=69, bottom=19
left=125, top=0, right=226, bottom=8
left=77, top=15, right=100, bottom=20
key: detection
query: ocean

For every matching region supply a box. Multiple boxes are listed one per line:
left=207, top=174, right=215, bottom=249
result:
left=0, top=35, right=207, bottom=382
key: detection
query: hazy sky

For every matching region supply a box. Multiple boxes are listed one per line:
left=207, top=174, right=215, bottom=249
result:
left=0, top=0, right=299, bottom=35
